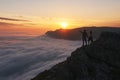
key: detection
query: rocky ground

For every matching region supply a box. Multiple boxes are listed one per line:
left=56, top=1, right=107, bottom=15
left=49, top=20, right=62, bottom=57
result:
left=31, top=32, right=120, bottom=80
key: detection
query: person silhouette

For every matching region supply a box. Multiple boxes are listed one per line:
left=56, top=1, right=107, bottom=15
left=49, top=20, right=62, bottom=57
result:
left=80, top=30, right=88, bottom=46
left=88, top=30, right=93, bottom=44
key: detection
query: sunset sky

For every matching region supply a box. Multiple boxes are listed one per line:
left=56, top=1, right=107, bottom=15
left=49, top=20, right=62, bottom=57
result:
left=0, top=0, right=120, bottom=35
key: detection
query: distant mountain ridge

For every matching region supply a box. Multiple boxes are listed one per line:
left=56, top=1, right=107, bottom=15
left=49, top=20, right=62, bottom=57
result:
left=46, top=27, right=120, bottom=40
left=32, top=31, right=120, bottom=80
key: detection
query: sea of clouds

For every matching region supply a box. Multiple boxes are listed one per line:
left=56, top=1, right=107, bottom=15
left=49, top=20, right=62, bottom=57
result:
left=0, top=35, right=82, bottom=80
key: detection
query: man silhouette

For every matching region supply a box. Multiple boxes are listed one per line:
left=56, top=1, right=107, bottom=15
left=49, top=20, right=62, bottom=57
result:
left=80, top=30, right=88, bottom=46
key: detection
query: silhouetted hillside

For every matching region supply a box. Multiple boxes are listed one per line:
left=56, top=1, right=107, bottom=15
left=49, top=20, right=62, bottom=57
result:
left=46, top=27, right=120, bottom=40
left=32, top=32, right=120, bottom=80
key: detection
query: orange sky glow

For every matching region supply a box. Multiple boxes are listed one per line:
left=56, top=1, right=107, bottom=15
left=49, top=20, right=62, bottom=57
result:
left=0, top=0, right=120, bottom=36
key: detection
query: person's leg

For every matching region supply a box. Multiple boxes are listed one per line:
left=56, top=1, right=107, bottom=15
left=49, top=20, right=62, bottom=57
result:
left=89, top=38, right=93, bottom=43
left=85, top=39, right=87, bottom=45
left=83, top=40, right=84, bottom=46
left=82, top=38, right=85, bottom=46
left=88, top=38, right=90, bottom=45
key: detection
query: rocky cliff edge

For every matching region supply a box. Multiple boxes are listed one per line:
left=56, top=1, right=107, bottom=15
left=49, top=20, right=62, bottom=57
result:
left=32, top=32, right=120, bottom=80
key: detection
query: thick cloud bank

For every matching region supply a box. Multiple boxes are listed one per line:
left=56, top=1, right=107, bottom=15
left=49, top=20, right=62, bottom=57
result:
left=0, top=35, right=81, bottom=80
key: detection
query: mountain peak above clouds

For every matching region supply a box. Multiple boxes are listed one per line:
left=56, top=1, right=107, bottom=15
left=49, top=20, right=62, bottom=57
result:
left=31, top=31, right=120, bottom=80
left=46, top=27, right=120, bottom=40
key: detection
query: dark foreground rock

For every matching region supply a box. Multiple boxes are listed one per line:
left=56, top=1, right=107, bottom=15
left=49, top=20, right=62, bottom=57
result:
left=32, top=32, right=120, bottom=80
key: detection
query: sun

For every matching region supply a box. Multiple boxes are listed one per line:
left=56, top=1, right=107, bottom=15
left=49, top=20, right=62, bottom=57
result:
left=61, top=22, right=68, bottom=29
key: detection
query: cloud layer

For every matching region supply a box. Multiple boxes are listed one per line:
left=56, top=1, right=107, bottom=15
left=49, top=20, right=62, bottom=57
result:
left=0, top=17, right=29, bottom=22
left=0, top=35, right=81, bottom=80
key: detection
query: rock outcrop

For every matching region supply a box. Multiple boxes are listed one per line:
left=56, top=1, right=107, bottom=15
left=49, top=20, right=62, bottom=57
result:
left=32, top=32, right=120, bottom=80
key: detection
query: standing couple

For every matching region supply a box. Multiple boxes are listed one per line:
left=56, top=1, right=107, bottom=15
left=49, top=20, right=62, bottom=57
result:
left=80, top=30, right=93, bottom=46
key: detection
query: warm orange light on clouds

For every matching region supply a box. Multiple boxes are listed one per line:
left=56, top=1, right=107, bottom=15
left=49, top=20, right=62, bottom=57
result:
left=0, top=0, right=120, bottom=36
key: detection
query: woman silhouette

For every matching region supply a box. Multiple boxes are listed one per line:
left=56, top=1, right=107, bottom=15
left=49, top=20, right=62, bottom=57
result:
left=88, top=30, right=93, bottom=44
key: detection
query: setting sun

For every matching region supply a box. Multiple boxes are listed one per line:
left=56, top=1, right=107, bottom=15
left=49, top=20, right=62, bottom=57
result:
left=61, top=22, right=68, bottom=29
